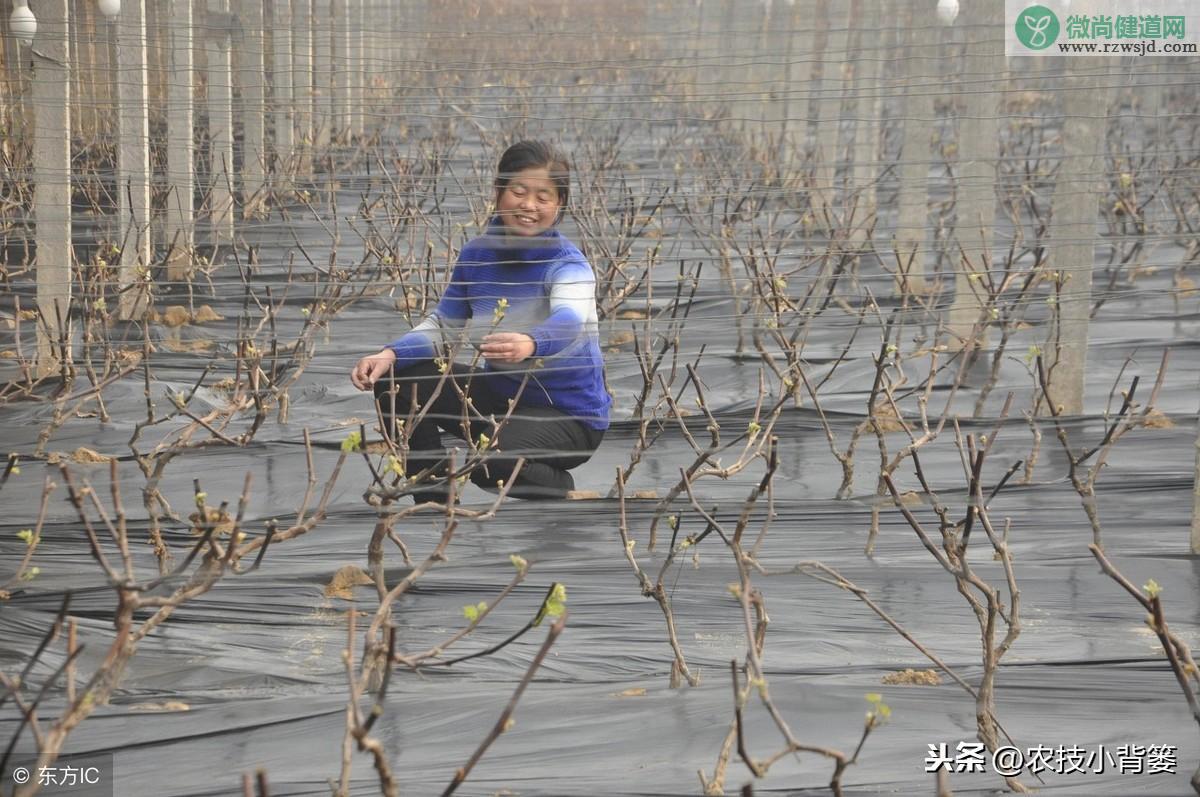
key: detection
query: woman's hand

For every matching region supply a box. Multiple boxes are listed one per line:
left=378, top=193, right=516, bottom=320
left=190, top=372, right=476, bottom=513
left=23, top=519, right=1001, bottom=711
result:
left=480, top=332, right=535, bottom=364
left=351, top=349, right=396, bottom=390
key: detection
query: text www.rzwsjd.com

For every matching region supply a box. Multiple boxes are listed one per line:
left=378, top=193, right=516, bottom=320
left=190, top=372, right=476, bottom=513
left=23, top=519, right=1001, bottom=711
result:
left=1057, top=39, right=1197, bottom=54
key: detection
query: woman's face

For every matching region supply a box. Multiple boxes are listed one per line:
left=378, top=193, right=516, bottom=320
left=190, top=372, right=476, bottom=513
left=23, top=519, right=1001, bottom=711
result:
left=495, top=166, right=561, bottom=237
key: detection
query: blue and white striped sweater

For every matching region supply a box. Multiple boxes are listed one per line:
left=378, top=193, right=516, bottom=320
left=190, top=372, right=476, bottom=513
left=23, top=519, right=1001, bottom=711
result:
left=386, top=222, right=611, bottom=430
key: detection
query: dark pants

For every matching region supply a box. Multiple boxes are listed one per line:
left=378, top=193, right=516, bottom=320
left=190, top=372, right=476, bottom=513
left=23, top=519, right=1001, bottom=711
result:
left=373, top=360, right=604, bottom=500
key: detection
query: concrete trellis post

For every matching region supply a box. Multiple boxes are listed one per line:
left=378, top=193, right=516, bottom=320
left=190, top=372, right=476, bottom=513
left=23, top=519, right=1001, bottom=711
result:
left=30, top=0, right=73, bottom=376
left=811, top=0, right=846, bottom=223
left=735, top=0, right=749, bottom=130
left=330, top=0, right=349, bottom=142
left=717, top=0, right=734, bottom=126
left=946, top=1, right=1001, bottom=346
left=848, top=0, right=880, bottom=242
left=367, top=0, right=385, bottom=108
left=1043, top=65, right=1107, bottom=416
left=688, top=0, right=704, bottom=103
left=272, top=0, right=295, bottom=181
left=292, top=0, right=314, bottom=177
left=750, top=0, right=770, bottom=134
left=165, top=0, right=194, bottom=283
left=748, top=0, right=767, bottom=133
left=349, top=0, right=363, bottom=140
left=390, top=0, right=400, bottom=75
left=359, top=0, right=371, bottom=97
left=206, top=0, right=234, bottom=243
left=71, top=0, right=93, bottom=137
left=381, top=0, right=393, bottom=78
left=234, top=0, right=265, bottom=218
left=778, top=0, right=803, bottom=155
left=85, top=5, right=104, bottom=138
left=312, top=0, right=332, bottom=151
left=115, top=0, right=152, bottom=319
left=893, top=0, right=935, bottom=295
left=761, top=0, right=783, bottom=139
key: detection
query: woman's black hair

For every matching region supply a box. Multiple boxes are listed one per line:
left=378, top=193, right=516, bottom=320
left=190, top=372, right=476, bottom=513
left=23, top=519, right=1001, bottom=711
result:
left=494, top=140, right=570, bottom=209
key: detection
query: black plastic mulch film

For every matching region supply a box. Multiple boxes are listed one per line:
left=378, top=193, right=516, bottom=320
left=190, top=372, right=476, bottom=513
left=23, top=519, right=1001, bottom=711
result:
left=3, top=39, right=1200, bottom=797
